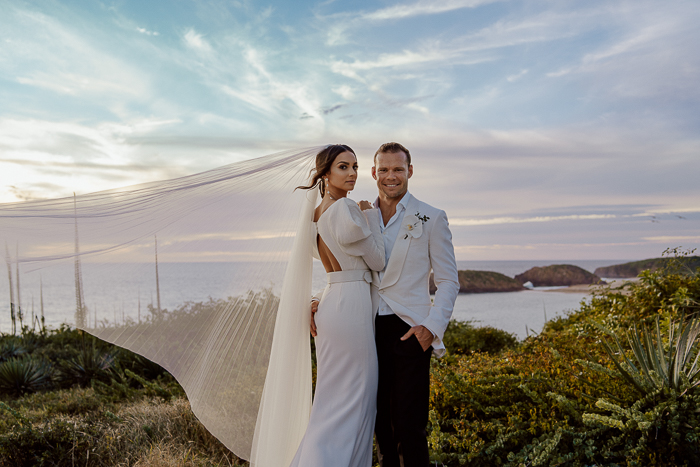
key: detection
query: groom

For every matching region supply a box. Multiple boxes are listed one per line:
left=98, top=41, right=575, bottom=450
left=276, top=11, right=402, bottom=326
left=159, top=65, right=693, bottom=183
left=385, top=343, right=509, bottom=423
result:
left=371, top=142, right=459, bottom=466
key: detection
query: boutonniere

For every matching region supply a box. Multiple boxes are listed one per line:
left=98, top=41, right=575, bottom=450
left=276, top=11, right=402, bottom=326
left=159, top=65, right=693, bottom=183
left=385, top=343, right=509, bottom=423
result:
left=403, top=212, right=430, bottom=239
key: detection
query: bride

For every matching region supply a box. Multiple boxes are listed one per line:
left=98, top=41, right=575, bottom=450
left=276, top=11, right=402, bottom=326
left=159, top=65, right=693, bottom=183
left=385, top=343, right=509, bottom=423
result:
left=0, top=144, right=383, bottom=466
left=254, top=144, right=385, bottom=466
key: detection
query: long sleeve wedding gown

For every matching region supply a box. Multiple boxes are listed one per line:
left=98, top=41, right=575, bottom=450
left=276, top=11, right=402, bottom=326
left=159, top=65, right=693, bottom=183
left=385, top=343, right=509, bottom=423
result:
left=289, top=197, right=385, bottom=467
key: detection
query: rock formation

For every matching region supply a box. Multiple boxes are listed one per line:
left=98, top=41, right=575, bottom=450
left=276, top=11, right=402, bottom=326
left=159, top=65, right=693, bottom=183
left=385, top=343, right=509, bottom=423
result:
left=430, top=270, right=526, bottom=294
left=514, top=264, right=605, bottom=287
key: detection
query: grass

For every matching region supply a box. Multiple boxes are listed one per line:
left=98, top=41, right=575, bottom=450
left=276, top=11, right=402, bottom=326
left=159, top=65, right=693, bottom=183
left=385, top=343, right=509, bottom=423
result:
left=0, top=326, right=245, bottom=467
left=1, top=386, right=244, bottom=466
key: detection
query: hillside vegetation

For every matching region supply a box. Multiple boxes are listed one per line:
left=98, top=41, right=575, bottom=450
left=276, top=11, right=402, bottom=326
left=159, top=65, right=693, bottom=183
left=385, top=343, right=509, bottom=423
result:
left=2, top=253, right=699, bottom=466
left=595, top=255, right=700, bottom=278
left=428, top=254, right=700, bottom=466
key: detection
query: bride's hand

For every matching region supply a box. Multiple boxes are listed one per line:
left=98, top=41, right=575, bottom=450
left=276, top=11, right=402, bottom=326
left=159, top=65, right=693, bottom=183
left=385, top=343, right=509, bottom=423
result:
left=310, top=299, right=319, bottom=337
left=358, top=200, right=373, bottom=211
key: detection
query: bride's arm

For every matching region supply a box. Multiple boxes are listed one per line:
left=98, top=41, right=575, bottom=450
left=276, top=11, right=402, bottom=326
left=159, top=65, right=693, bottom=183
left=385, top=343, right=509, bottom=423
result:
left=334, top=199, right=385, bottom=271
left=358, top=205, right=385, bottom=271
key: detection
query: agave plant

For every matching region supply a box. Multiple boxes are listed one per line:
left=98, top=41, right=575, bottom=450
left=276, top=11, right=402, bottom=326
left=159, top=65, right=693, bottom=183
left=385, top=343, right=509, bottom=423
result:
left=0, top=357, right=53, bottom=395
left=0, top=339, right=26, bottom=363
left=59, top=342, right=115, bottom=386
left=594, top=314, right=700, bottom=395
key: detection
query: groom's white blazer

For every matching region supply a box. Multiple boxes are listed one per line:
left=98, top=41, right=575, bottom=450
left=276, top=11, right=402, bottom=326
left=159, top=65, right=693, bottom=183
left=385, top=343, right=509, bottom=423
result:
left=371, top=194, right=459, bottom=357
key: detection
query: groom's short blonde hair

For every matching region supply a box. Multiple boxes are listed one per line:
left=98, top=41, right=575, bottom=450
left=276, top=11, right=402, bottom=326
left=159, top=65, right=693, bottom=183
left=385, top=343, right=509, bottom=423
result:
left=374, top=142, right=411, bottom=166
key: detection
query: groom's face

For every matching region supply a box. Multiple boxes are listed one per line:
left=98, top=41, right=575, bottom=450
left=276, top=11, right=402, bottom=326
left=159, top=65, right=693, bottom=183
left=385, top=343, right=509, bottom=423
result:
left=372, top=151, right=413, bottom=199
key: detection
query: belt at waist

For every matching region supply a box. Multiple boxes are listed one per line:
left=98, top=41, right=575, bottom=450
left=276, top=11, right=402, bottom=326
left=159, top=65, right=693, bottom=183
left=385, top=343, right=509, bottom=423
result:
left=327, top=269, right=373, bottom=284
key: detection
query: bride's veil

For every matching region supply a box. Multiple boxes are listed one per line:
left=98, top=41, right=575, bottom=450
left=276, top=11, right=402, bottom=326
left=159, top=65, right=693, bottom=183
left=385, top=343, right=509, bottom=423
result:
left=0, top=147, right=324, bottom=464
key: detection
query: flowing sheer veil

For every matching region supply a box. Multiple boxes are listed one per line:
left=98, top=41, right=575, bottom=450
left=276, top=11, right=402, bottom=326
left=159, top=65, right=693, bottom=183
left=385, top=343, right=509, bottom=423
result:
left=0, top=147, right=325, bottom=464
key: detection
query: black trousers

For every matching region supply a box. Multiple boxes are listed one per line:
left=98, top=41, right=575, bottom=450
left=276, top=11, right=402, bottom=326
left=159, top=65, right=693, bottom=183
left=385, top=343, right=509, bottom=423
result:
left=375, top=314, right=432, bottom=467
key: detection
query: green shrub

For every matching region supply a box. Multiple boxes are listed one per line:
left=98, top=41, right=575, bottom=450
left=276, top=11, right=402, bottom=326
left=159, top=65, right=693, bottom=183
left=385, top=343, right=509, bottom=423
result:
left=428, top=331, right=604, bottom=466
left=0, top=338, right=26, bottom=362
left=0, top=357, right=53, bottom=396
left=57, top=341, right=115, bottom=387
left=577, top=314, right=700, bottom=465
left=1, top=252, right=697, bottom=465
left=443, top=320, right=518, bottom=355
left=427, top=253, right=700, bottom=466
left=593, top=315, right=700, bottom=394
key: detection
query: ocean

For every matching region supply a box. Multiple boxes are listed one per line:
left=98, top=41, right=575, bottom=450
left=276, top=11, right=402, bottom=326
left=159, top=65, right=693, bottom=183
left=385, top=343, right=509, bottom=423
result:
left=1, top=259, right=625, bottom=340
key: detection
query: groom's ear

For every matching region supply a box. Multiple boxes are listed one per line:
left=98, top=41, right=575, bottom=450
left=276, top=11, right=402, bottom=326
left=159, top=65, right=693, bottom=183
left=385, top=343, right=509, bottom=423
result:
left=371, top=165, right=377, bottom=180
left=408, top=164, right=413, bottom=179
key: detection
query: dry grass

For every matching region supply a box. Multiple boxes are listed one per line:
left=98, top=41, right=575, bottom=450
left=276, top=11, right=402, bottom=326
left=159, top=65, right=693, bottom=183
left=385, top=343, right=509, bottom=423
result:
left=109, top=398, right=243, bottom=467
left=1, top=389, right=247, bottom=467
left=132, top=441, right=231, bottom=467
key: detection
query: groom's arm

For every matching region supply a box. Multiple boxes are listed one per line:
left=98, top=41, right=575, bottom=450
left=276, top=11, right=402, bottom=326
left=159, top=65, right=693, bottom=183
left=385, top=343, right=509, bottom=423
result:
left=420, top=210, right=459, bottom=350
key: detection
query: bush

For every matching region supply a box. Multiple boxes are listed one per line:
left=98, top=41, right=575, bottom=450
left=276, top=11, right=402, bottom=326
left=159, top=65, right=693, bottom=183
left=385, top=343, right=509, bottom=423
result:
left=0, top=338, right=26, bottom=362
left=1, top=251, right=697, bottom=465
left=443, top=320, right=518, bottom=355
left=0, top=358, right=53, bottom=396
left=427, top=252, right=700, bottom=466
left=57, top=341, right=115, bottom=387
left=577, top=314, right=700, bottom=465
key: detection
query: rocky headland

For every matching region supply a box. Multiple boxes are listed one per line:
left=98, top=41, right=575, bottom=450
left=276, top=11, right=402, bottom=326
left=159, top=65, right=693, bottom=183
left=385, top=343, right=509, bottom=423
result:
left=430, top=270, right=526, bottom=294
left=594, top=256, right=700, bottom=278
left=514, top=264, right=605, bottom=287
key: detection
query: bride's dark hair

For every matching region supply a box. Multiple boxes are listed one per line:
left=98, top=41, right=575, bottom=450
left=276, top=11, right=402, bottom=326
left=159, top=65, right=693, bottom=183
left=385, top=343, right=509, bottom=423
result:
left=297, top=144, right=356, bottom=197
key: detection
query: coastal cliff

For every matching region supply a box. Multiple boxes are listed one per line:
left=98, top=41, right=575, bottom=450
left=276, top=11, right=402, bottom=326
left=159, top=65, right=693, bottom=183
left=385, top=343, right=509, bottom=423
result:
left=594, top=256, right=700, bottom=278
left=430, top=270, right=525, bottom=294
left=515, top=264, right=605, bottom=287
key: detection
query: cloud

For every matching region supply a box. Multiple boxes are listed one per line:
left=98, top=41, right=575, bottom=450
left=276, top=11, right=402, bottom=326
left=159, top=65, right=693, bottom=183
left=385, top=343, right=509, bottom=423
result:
left=2, top=0, right=699, bottom=261
left=328, top=8, right=599, bottom=83
left=16, top=72, right=144, bottom=97
left=0, top=117, right=190, bottom=202
left=635, top=207, right=700, bottom=216
left=330, top=49, right=494, bottom=80
left=547, top=21, right=667, bottom=78
left=324, top=0, right=503, bottom=45
left=545, top=1, right=700, bottom=107
left=7, top=185, right=40, bottom=202
left=332, top=85, right=355, bottom=100
left=451, top=214, right=618, bottom=226
left=506, top=69, right=528, bottom=82
left=183, top=28, right=212, bottom=52
left=643, top=236, right=700, bottom=242
left=1, top=6, right=150, bottom=99
left=362, top=0, right=503, bottom=21
left=454, top=240, right=650, bottom=252
left=136, top=27, right=159, bottom=36
left=166, top=231, right=296, bottom=243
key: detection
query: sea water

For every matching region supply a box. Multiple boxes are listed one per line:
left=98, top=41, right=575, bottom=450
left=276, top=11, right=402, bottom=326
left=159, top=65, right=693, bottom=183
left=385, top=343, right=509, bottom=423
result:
left=451, top=260, right=622, bottom=338
left=0, top=259, right=624, bottom=340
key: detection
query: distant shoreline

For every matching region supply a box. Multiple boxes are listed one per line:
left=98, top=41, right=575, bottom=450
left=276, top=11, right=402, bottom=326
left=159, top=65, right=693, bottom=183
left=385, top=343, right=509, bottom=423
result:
left=540, top=278, right=638, bottom=294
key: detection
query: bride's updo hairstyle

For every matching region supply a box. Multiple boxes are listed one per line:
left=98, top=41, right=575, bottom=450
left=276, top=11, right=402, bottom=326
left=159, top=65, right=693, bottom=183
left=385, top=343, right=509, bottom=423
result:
left=297, top=144, right=355, bottom=197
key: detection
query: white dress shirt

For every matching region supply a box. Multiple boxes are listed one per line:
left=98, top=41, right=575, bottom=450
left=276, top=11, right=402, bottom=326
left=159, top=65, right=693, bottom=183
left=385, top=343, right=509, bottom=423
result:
left=375, top=192, right=410, bottom=316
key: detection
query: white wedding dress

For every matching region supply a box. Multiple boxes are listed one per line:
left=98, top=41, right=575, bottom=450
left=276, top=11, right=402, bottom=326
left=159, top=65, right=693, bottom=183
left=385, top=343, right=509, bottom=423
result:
left=289, top=197, right=385, bottom=467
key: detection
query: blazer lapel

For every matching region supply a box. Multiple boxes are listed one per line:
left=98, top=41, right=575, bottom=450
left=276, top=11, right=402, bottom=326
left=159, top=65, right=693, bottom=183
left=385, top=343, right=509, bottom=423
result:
left=380, top=195, right=420, bottom=290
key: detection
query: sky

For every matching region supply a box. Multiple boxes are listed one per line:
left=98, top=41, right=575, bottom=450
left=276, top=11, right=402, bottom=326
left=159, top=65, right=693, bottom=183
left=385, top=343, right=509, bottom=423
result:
left=0, top=0, right=698, bottom=261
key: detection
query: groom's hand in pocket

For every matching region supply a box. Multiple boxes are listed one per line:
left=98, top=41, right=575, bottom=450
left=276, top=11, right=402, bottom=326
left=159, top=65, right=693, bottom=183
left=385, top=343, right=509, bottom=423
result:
left=401, top=325, right=434, bottom=352
left=310, top=299, right=319, bottom=337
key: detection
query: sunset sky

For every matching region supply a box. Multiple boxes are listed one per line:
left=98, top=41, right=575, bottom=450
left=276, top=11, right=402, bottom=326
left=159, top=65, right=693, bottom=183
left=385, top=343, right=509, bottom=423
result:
left=1, top=0, right=698, bottom=261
